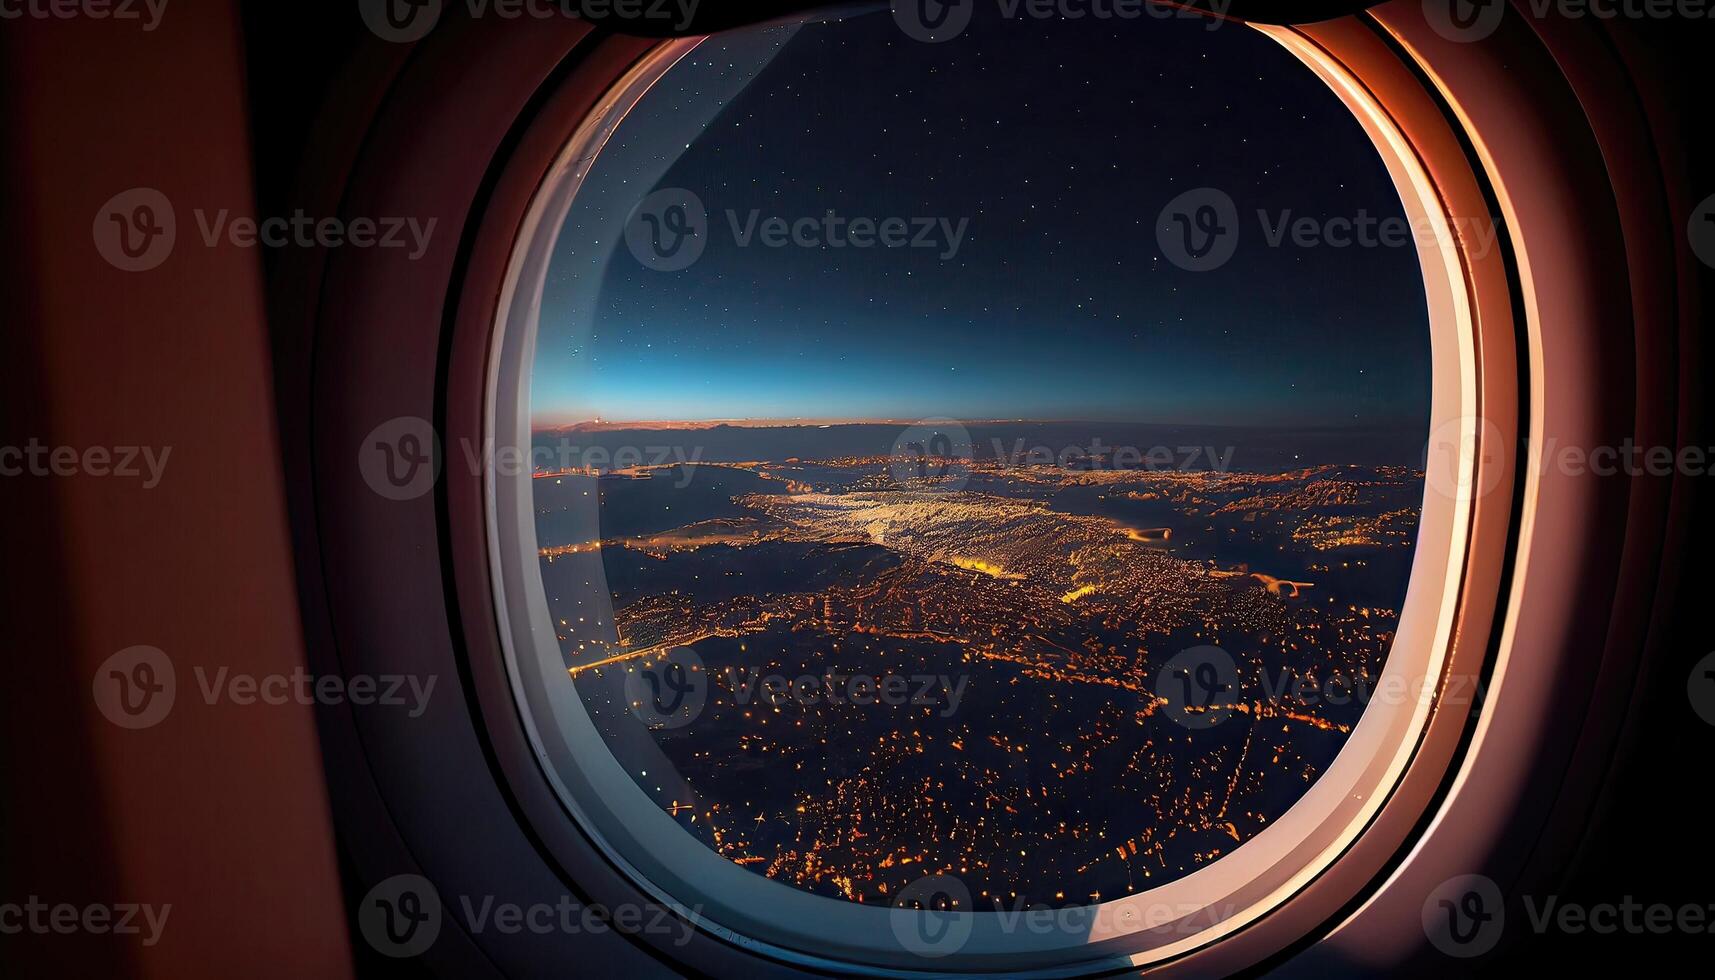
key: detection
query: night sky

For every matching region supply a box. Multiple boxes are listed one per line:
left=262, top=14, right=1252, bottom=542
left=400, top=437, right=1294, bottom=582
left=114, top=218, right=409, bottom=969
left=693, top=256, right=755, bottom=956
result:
left=534, top=7, right=1432, bottom=429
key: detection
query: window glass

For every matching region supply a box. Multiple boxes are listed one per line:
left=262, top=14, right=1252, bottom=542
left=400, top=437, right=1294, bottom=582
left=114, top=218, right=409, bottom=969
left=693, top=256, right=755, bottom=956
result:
left=526, top=7, right=1430, bottom=919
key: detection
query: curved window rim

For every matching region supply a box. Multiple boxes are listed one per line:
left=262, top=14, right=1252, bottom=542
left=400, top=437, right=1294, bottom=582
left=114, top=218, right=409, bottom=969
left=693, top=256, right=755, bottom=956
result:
left=481, top=18, right=1513, bottom=976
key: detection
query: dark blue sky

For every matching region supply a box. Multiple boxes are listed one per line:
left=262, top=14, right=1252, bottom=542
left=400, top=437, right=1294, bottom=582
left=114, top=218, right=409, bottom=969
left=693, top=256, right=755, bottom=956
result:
left=534, top=8, right=1431, bottom=428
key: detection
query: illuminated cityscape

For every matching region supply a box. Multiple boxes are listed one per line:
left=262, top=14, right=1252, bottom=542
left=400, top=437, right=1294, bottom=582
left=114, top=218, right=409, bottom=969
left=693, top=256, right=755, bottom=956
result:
left=534, top=426, right=1423, bottom=909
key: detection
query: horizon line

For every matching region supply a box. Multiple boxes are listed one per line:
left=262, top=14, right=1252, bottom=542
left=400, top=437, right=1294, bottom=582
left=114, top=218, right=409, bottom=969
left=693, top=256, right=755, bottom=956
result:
left=529, top=416, right=1424, bottom=432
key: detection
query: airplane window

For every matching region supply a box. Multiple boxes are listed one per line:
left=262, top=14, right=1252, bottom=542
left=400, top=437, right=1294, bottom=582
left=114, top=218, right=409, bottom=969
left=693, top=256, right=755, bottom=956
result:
left=491, top=5, right=1450, bottom=970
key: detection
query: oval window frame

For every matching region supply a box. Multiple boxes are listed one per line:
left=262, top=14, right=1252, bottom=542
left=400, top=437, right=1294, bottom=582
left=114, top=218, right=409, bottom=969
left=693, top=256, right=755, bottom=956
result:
left=480, top=15, right=1510, bottom=975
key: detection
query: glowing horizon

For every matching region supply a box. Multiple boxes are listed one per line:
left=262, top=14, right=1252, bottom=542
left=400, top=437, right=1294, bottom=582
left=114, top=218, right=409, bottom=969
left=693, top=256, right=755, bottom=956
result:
left=529, top=414, right=1426, bottom=432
